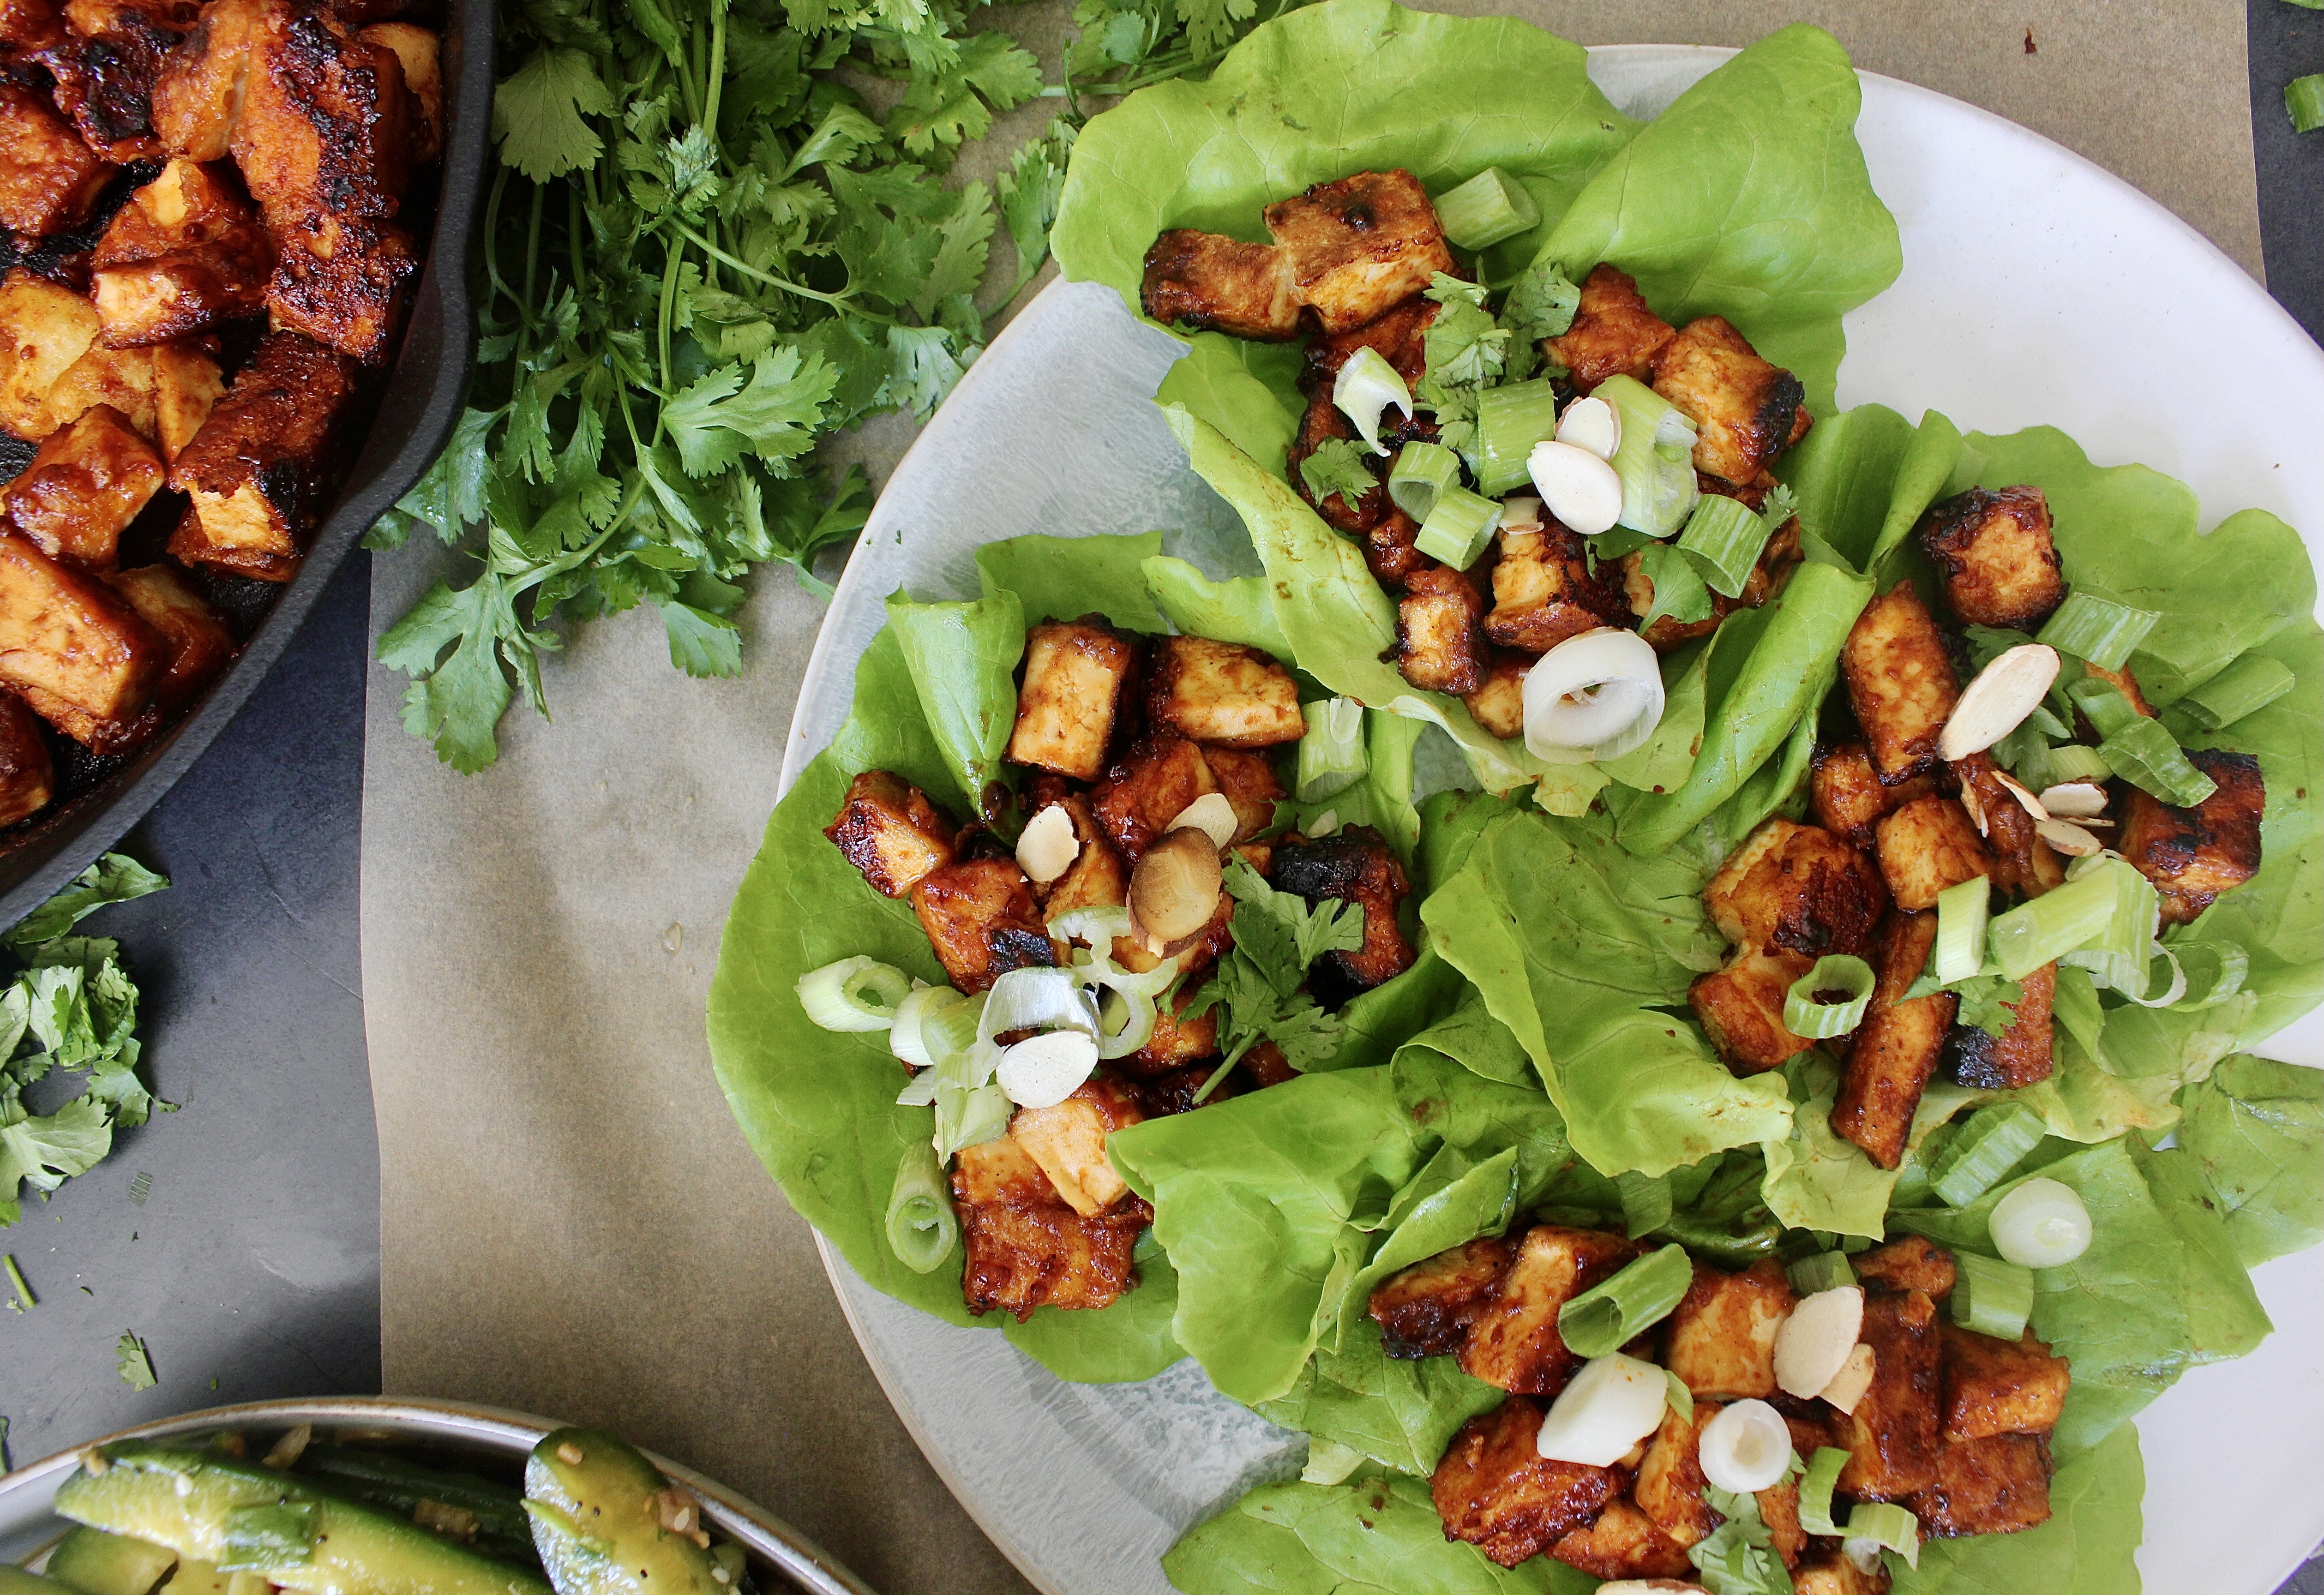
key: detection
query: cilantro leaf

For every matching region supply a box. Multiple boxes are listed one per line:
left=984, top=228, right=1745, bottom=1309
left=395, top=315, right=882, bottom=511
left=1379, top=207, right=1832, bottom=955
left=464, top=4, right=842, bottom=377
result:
left=1501, top=258, right=1581, bottom=344
left=115, top=1329, right=155, bottom=1391
left=887, top=31, right=1043, bottom=157
left=996, top=120, right=1074, bottom=296
left=1418, top=274, right=1509, bottom=402
left=1638, top=541, right=1716, bottom=630
left=492, top=48, right=614, bottom=182
left=1298, top=437, right=1376, bottom=507
left=663, top=347, right=838, bottom=477
left=0, top=1097, right=110, bottom=1225
left=6, top=856, right=165, bottom=950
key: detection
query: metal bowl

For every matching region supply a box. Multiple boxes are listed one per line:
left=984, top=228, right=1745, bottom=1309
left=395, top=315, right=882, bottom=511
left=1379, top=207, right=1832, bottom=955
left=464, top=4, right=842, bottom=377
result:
left=0, top=1397, right=879, bottom=1595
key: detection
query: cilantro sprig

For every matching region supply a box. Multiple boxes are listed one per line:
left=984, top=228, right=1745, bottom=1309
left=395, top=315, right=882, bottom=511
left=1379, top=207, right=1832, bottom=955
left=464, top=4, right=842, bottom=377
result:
left=1183, top=856, right=1362, bottom=1096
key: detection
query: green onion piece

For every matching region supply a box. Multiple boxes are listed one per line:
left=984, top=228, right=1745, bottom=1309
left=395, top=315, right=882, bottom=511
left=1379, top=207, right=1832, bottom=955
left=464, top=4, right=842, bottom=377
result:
left=1617, top=1169, right=1674, bottom=1239
left=1933, top=876, right=1991, bottom=986
left=796, top=955, right=913, bottom=1031
left=2097, top=718, right=2219, bottom=806
left=1928, top=1100, right=2048, bottom=1207
left=1596, top=375, right=1699, bottom=537
left=1675, top=494, right=1773, bottom=599
left=1988, top=861, right=2132, bottom=980
left=934, top=1078, right=1011, bottom=1157
left=1843, top=1502, right=1921, bottom=1569
left=2053, top=857, right=2162, bottom=993
left=1782, top=954, right=1877, bottom=1038
left=2030, top=703, right=2072, bottom=740
left=1387, top=441, right=1462, bottom=522
left=2176, top=654, right=2295, bottom=729
left=1798, top=1445, right=1852, bottom=1536
left=889, top=982, right=963, bottom=1068
left=1663, top=1368, right=1693, bottom=1425
left=1787, top=1251, right=1857, bottom=1296
left=2290, top=72, right=2324, bottom=133
left=1297, top=696, right=1367, bottom=801
left=1950, top=1251, right=2035, bottom=1339
left=1434, top=166, right=1541, bottom=250
left=922, top=991, right=987, bottom=1066
left=2172, top=941, right=2250, bottom=1009
left=2035, top=592, right=2161, bottom=671
left=1475, top=378, right=1560, bottom=496
left=1415, top=484, right=1504, bottom=567
left=2065, top=676, right=2141, bottom=739
left=2036, top=743, right=2113, bottom=786
left=884, top=1136, right=960, bottom=1273
left=1557, top=1242, right=1693, bottom=1358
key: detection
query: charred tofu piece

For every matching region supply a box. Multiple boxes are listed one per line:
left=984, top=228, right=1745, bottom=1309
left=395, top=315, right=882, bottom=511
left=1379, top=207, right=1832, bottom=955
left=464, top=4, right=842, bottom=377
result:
left=1093, top=735, right=1218, bottom=862
left=0, top=83, right=108, bottom=237
left=1201, top=745, right=1283, bottom=840
left=1649, top=316, right=1810, bottom=486
left=1459, top=1225, right=1640, bottom=1395
left=1545, top=264, right=1675, bottom=394
left=39, top=0, right=199, bottom=163
left=0, top=271, right=100, bottom=440
left=1663, top=1259, right=1794, bottom=1401
left=0, top=690, right=52, bottom=823
left=1462, top=648, right=1528, bottom=741
left=2119, top=749, right=2264, bottom=925
left=1832, top=911, right=1955, bottom=1169
left=1485, top=524, right=1628, bottom=655
left=824, top=770, right=957, bottom=898
left=951, top=1131, right=1058, bottom=1206
left=1363, top=507, right=1427, bottom=587
left=1618, top=504, right=1802, bottom=653
left=1395, top=563, right=1488, bottom=695
left=1704, top=818, right=1889, bottom=960
left=910, top=857, right=1056, bottom=993
left=1919, top=486, right=2065, bottom=631
left=1940, top=1324, right=2069, bottom=1441
left=1758, top=1476, right=1806, bottom=1571
left=104, top=561, right=232, bottom=714
left=954, top=1149, right=1147, bottom=1320
left=1634, top=1402, right=1720, bottom=1548
left=1288, top=387, right=1386, bottom=532
left=1548, top=1498, right=1693, bottom=1581
left=1691, top=948, right=1815, bottom=1074
left=1875, top=797, right=1994, bottom=911
left=1812, top=742, right=1933, bottom=851
left=1261, top=169, right=1453, bottom=334
left=0, top=531, right=163, bottom=732
left=1368, top=1236, right=1513, bottom=1359
left=1431, top=1397, right=1623, bottom=1569
left=1009, top=1075, right=1143, bottom=1217
left=1007, top=619, right=1137, bottom=781
left=266, top=215, right=420, bottom=365
left=355, top=18, right=435, bottom=160
left=1855, top=1236, right=1955, bottom=1301
left=1123, top=984, right=1219, bottom=1073
left=1139, top=229, right=1299, bottom=341
left=1837, top=1289, right=1942, bottom=1501
left=1908, top=1432, right=2052, bottom=1537
left=1794, top=1551, right=1893, bottom=1595
left=151, top=0, right=267, bottom=160
left=1954, top=751, right=2064, bottom=899
left=1843, top=584, right=1959, bottom=782
left=4, top=405, right=164, bottom=569
left=90, top=159, right=273, bottom=346
left=151, top=338, right=222, bottom=461
left=1946, top=961, right=2055, bottom=1089
left=167, top=330, right=358, bottom=579
left=1147, top=634, right=1303, bottom=748
left=1302, top=294, right=1437, bottom=389
left=1270, top=825, right=1415, bottom=995
left=0, top=0, right=63, bottom=48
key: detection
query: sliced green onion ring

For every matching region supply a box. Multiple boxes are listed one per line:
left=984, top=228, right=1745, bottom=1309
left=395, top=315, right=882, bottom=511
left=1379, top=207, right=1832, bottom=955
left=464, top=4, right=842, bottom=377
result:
left=1522, top=627, right=1666, bottom=764
left=933, top=1078, right=1011, bottom=1157
left=1787, top=1251, right=1857, bottom=1296
left=2288, top=72, right=2324, bottom=134
left=797, top=956, right=914, bottom=1032
left=1594, top=375, right=1699, bottom=537
left=1843, top=1502, right=1921, bottom=1570
left=1663, top=1367, right=1693, bottom=1426
left=884, top=1137, right=960, bottom=1273
left=2176, top=654, right=2296, bottom=729
left=1798, top=1445, right=1852, bottom=1537
left=1783, top=955, right=1877, bottom=1038
left=1697, top=1400, right=1794, bottom=1494
left=2036, top=744, right=2113, bottom=786
left=977, top=966, right=1099, bottom=1046
left=1434, top=165, right=1541, bottom=250
left=1929, top=1100, right=2047, bottom=1208
left=2054, top=858, right=2162, bottom=993
left=1988, top=860, right=2133, bottom=980
left=889, top=982, right=963, bottom=1068
left=2065, top=676, right=2142, bottom=739
left=2097, top=718, right=2220, bottom=806
left=2035, top=592, right=2161, bottom=671
left=921, top=990, right=988, bottom=1069
left=1476, top=379, right=1561, bottom=496
left=1616, top=1169, right=1673, bottom=1239
left=1933, top=875, right=1991, bottom=986
left=1675, top=494, right=1772, bottom=599
left=1556, top=1243, right=1691, bottom=1358
left=2118, top=940, right=2188, bottom=1008
left=1951, top=1251, right=2035, bottom=1339
left=1387, top=441, right=1462, bottom=522
left=1297, top=697, right=1368, bottom=801
left=1415, top=484, right=1504, bottom=567
left=2170, top=941, right=2249, bottom=1009
left=895, top=1072, right=937, bottom=1107
left=1332, top=345, right=1411, bottom=455
left=1989, top=1176, right=2093, bottom=1268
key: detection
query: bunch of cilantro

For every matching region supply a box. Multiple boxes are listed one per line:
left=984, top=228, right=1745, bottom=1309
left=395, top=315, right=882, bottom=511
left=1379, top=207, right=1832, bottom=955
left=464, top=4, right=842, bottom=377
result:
left=373, top=0, right=1307, bottom=772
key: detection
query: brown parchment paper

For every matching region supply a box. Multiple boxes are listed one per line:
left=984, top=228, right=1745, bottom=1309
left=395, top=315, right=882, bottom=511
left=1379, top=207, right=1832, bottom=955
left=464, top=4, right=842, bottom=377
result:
left=360, top=7, right=2259, bottom=1594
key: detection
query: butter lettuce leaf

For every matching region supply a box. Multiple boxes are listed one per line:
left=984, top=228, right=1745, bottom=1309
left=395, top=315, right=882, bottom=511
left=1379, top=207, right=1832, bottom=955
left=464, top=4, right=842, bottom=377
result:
left=1893, top=1422, right=2143, bottom=1595
left=2175, top=1055, right=2324, bottom=1268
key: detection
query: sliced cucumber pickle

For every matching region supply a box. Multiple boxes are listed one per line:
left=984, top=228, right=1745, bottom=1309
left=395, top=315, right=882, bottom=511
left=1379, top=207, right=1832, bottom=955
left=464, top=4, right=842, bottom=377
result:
left=522, top=1430, right=726, bottom=1595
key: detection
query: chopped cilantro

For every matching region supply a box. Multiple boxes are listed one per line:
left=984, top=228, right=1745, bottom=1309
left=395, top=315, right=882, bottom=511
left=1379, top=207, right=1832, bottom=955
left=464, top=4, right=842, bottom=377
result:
left=1298, top=438, right=1377, bottom=507
left=1184, top=857, right=1364, bottom=1094
left=1500, top=258, right=1581, bottom=345
left=1638, top=542, right=1716, bottom=630
left=116, top=1330, right=156, bottom=1392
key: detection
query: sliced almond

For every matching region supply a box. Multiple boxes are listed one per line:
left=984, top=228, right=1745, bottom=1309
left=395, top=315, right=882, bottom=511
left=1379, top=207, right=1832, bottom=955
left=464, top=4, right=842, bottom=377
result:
left=1939, top=644, right=2061, bottom=761
left=1554, top=395, right=1621, bottom=462
left=1816, top=1343, right=1877, bottom=1415
left=1527, top=439, right=1623, bottom=536
left=1015, top=803, right=1081, bottom=884
left=2040, top=780, right=2109, bottom=818
left=1959, top=778, right=1988, bottom=837
left=2036, top=817, right=2106, bottom=857
left=1166, top=791, right=1240, bottom=851
left=1994, top=768, right=2048, bottom=821
left=1774, top=1285, right=1864, bottom=1398
left=1129, top=827, right=1224, bottom=953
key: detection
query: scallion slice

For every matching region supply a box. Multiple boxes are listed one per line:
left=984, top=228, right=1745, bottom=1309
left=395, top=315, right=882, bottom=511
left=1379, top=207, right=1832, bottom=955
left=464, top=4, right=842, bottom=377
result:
left=1416, top=484, right=1505, bottom=567
left=1950, top=1251, right=2035, bottom=1339
left=2290, top=72, right=2324, bottom=133
left=1475, top=379, right=1561, bottom=496
left=1332, top=345, right=1411, bottom=455
left=1595, top=375, right=1699, bottom=537
left=1843, top=1503, right=1921, bottom=1570
left=1433, top=166, right=1541, bottom=250
left=1557, top=1242, right=1692, bottom=1358
left=1798, top=1445, right=1852, bottom=1537
left=2172, top=941, right=2250, bottom=1009
left=2054, top=858, right=2162, bottom=993
left=1990, top=1176, right=2093, bottom=1268
left=2065, top=676, right=2141, bottom=739
left=922, top=990, right=988, bottom=1066
left=977, top=965, right=1099, bottom=1044
left=2035, top=592, right=2161, bottom=671
left=797, top=956, right=914, bottom=1031
left=1387, top=441, right=1462, bottom=522
left=1297, top=697, right=1367, bottom=801
left=1663, top=1368, right=1693, bottom=1425
left=933, top=1077, right=1011, bottom=1157
left=1928, top=1100, right=2047, bottom=1207
left=889, top=982, right=962, bottom=1068
left=884, top=1137, right=960, bottom=1273
left=1675, top=495, right=1773, bottom=599
left=1787, top=1251, right=1857, bottom=1296
left=1933, top=876, right=1991, bottom=986
left=1616, top=1169, right=1673, bottom=1239
left=2175, top=654, right=2295, bottom=729
left=2098, top=719, right=2220, bottom=806
left=2036, top=744, right=2113, bottom=786
left=1987, top=861, right=2131, bottom=979
left=1782, top=954, right=1877, bottom=1038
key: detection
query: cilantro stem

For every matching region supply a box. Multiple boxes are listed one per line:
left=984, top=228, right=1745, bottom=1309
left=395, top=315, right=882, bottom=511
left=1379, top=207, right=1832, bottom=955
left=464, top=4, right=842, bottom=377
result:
left=657, top=236, right=683, bottom=408
left=522, top=180, right=544, bottom=314
left=702, top=0, right=727, bottom=153
left=668, top=222, right=899, bottom=325
left=3, top=1253, right=30, bottom=1311
left=480, top=164, right=515, bottom=319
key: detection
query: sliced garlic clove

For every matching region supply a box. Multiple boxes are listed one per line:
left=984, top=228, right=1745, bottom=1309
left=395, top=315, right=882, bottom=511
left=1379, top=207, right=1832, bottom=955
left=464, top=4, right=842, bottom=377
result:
left=1527, top=439, right=1624, bottom=536
left=1938, top=644, right=2060, bottom=761
left=1817, top=1342, right=1877, bottom=1415
left=1994, top=769, right=2048, bottom=820
left=2036, top=817, right=2106, bottom=856
left=2039, top=780, right=2109, bottom=818
left=993, top=1029, right=1099, bottom=1109
left=1774, top=1285, right=1864, bottom=1398
left=1554, top=395, right=1621, bottom=462
left=1534, top=1353, right=1671, bottom=1467
left=1166, top=792, right=1240, bottom=851
left=1016, top=803, right=1081, bottom=884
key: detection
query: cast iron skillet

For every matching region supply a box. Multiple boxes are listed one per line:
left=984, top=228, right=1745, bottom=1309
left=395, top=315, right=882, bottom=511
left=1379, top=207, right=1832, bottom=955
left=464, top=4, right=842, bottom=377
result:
left=0, top=0, right=493, bottom=927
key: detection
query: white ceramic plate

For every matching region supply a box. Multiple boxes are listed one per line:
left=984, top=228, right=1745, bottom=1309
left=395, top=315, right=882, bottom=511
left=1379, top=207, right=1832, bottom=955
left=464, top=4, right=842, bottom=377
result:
left=777, top=44, right=2324, bottom=1595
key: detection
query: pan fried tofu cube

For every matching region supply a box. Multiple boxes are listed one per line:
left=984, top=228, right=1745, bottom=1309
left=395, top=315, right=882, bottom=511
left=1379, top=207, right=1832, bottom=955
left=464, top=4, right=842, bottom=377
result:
left=168, top=330, right=358, bottom=578
left=1954, top=751, right=2064, bottom=899
left=1876, top=797, right=1994, bottom=911
left=1486, top=525, right=1626, bottom=654
left=267, top=220, right=420, bottom=365
left=1124, top=984, right=1218, bottom=1073
left=0, top=83, right=107, bottom=236
left=1290, top=387, right=1386, bottom=532
left=1663, top=1259, right=1793, bottom=1400
left=0, top=689, right=51, bottom=823
left=1939, top=1325, right=2069, bottom=1441
left=1458, top=1225, right=1640, bottom=1395
left=1148, top=635, right=1303, bottom=749
left=1833, top=911, right=1955, bottom=1169
left=1139, top=229, right=1298, bottom=341
left=1462, top=649, right=1527, bottom=741
left=1261, top=169, right=1453, bottom=334
left=1757, top=1476, right=1806, bottom=1571
left=1431, top=1397, right=1623, bottom=1568
left=1946, top=961, right=2055, bottom=1089
left=233, top=0, right=419, bottom=218
left=91, top=158, right=274, bottom=347
left=1919, top=486, right=2065, bottom=631
left=1368, top=1235, right=1513, bottom=1358
left=1037, top=796, right=1125, bottom=922
left=1812, top=741, right=1932, bottom=851
left=910, top=857, right=1056, bottom=993
left=1201, top=745, right=1283, bottom=840
left=0, top=272, right=100, bottom=441
left=1093, top=735, right=1217, bottom=861
left=151, top=338, right=222, bottom=462
left=2119, top=749, right=2264, bottom=925
left=1649, top=316, right=1810, bottom=486
left=5, top=405, right=164, bottom=569
left=1363, top=507, right=1426, bottom=587
left=1844, top=584, right=1959, bottom=782
left=1634, top=1402, right=1720, bottom=1547
left=46, top=344, right=164, bottom=441
left=1270, top=825, right=1416, bottom=995
left=0, top=530, right=162, bottom=729
left=1704, top=817, right=1888, bottom=959
left=1303, top=294, right=1437, bottom=388
left=1794, top=1551, right=1893, bottom=1595
left=823, top=769, right=956, bottom=898
left=1395, top=564, right=1488, bottom=695
left=1545, top=264, right=1675, bottom=394
left=151, top=0, right=266, bottom=160
left=955, top=1183, right=1146, bottom=1319
left=1691, top=947, right=1815, bottom=1073
left=1907, top=1432, right=2051, bottom=1537
left=1007, top=619, right=1137, bottom=780
left=0, top=0, right=62, bottom=48
left=104, top=561, right=233, bottom=714
left=1549, top=1498, right=1693, bottom=1581
left=951, top=1131, right=1059, bottom=1206
left=1837, top=1288, right=1942, bottom=1501
left=1855, top=1235, right=1955, bottom=1301
left=1009, top=1076, right=1143, bottom=1217
left=357, top=20, right=437, bottom=161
